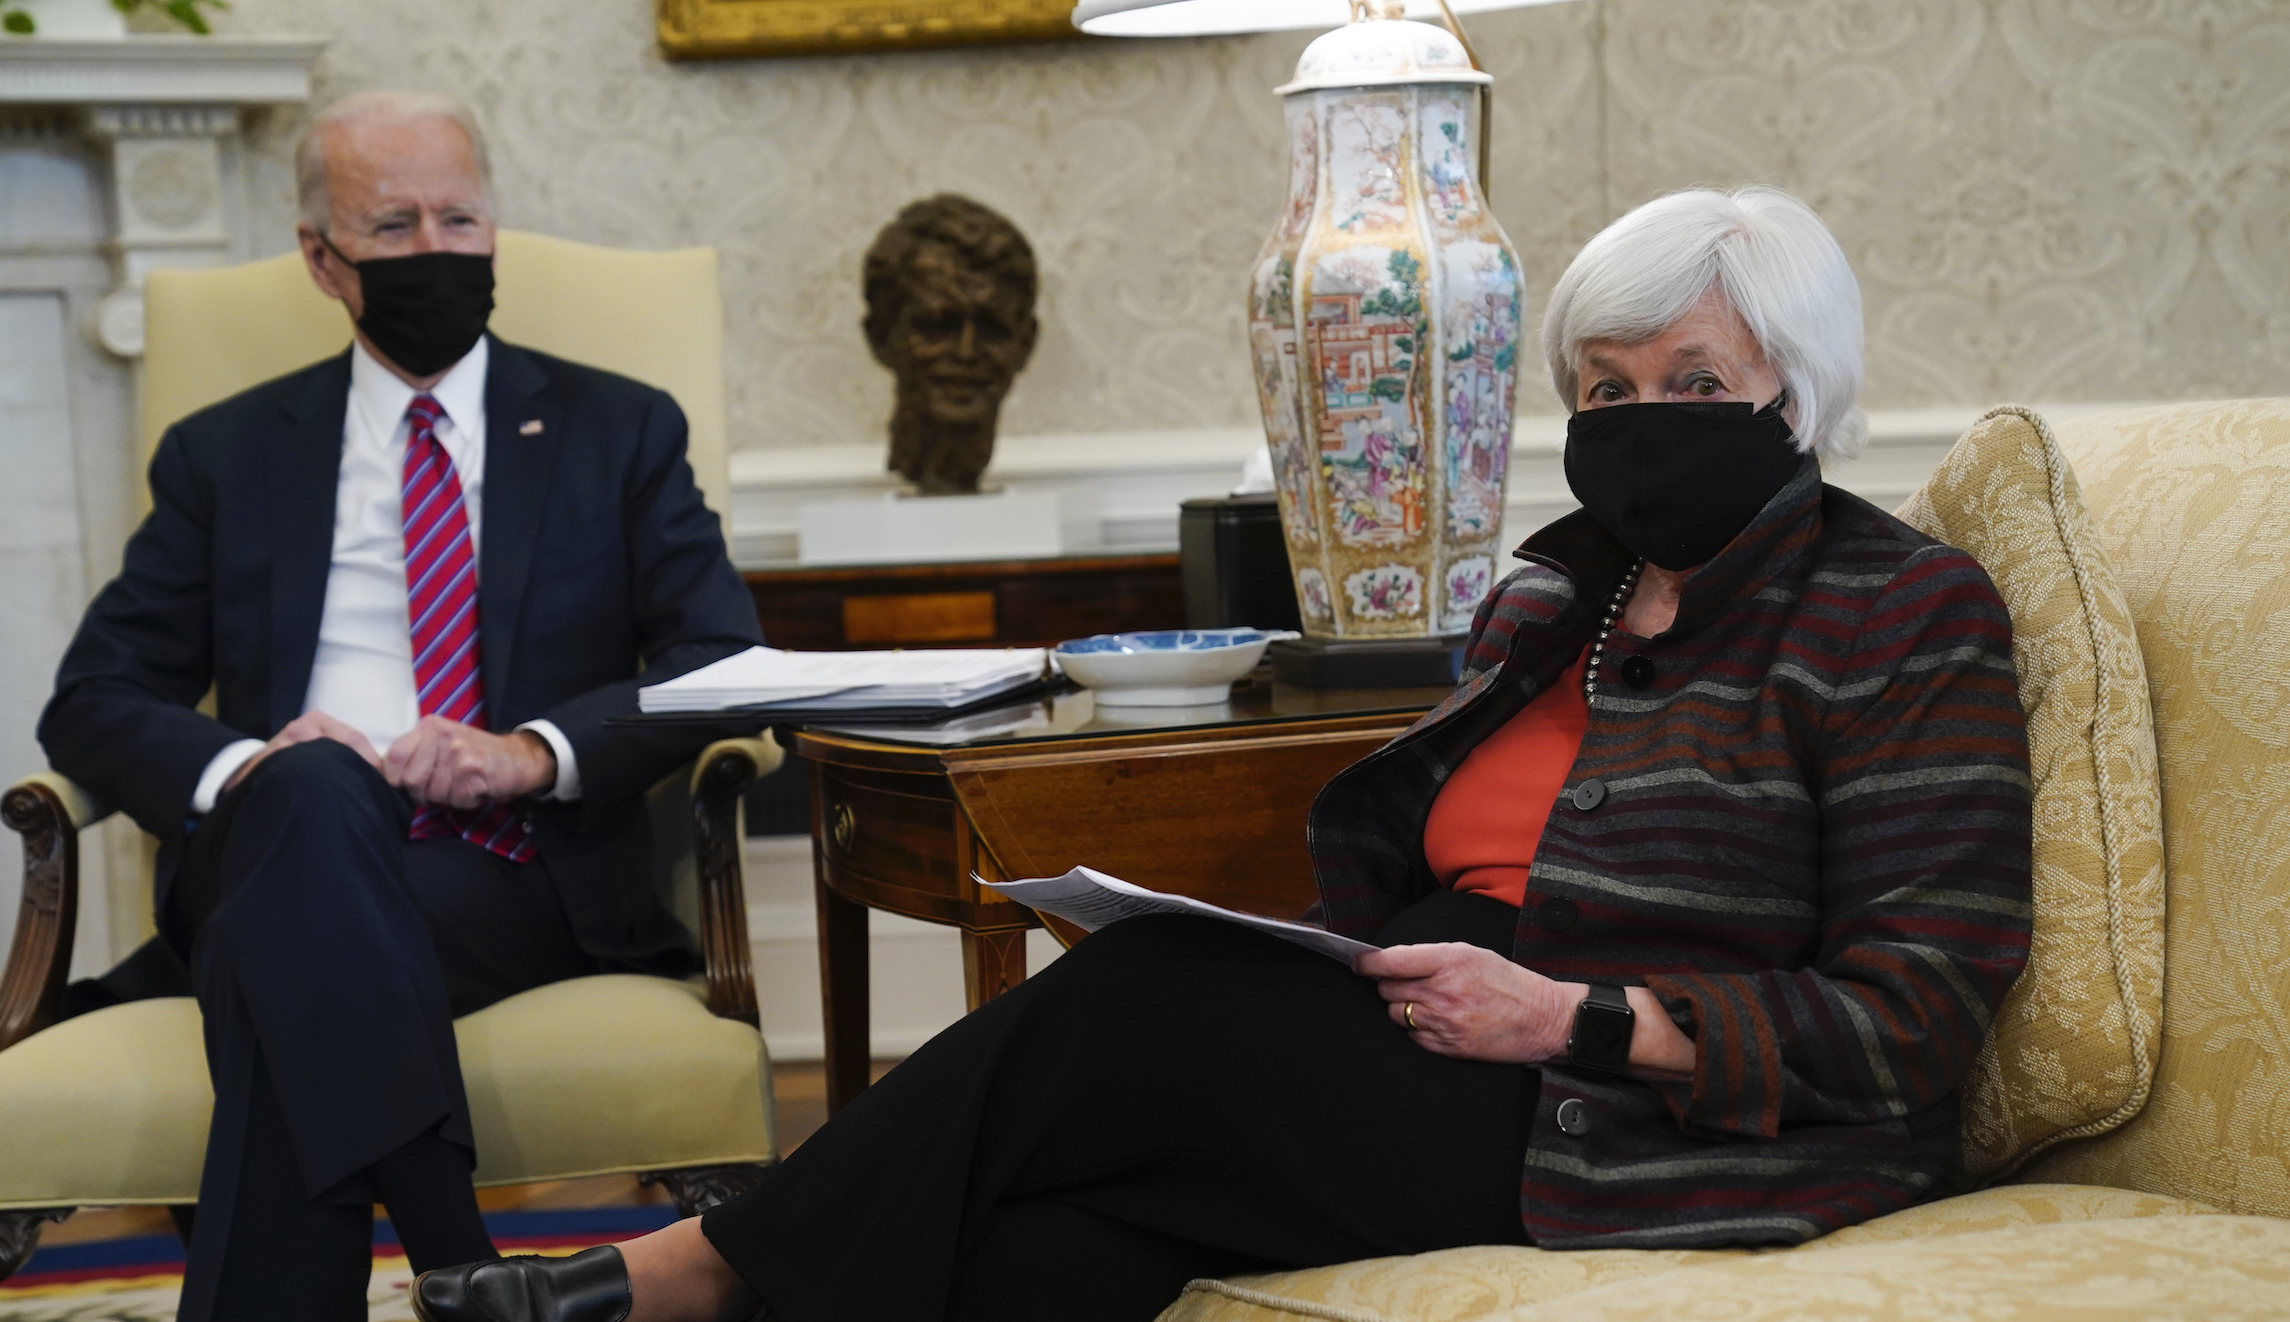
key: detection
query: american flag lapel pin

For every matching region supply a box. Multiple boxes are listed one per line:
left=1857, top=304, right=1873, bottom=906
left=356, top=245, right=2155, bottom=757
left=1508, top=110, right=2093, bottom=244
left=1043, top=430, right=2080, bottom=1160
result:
left=519, top=419, right=545, bottom=435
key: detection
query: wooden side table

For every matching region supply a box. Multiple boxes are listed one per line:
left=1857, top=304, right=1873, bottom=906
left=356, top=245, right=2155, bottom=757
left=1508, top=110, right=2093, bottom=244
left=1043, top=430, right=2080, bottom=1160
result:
left=791, top=682, right=1446, bottom=1112
left=744, top=553, right=1184, bottom=649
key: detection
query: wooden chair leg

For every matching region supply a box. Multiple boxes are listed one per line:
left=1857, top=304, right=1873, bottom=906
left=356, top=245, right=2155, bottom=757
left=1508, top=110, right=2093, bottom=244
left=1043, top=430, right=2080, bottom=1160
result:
left=0, top=1208, right=72, bottom=1283
left=638, top=1164, right=772, bottom=1219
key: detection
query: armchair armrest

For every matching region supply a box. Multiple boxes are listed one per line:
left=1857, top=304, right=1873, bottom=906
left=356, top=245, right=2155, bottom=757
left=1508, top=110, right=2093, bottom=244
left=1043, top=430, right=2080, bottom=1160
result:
left=1, top=773, right=110, bottom=1053
left=690, top=736, right=783, bottom=1027
left=12, top=773, right=112, bottom=833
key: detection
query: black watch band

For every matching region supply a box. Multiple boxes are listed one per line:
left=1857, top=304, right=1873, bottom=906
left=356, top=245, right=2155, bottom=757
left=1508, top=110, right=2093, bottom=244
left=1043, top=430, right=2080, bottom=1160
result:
left=1566, top=982, right=1635, bottom=1073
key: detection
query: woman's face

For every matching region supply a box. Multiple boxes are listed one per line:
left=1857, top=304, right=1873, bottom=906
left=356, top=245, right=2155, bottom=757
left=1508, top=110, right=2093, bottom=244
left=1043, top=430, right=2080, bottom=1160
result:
left=1573, top=288, right=1794, bottom=430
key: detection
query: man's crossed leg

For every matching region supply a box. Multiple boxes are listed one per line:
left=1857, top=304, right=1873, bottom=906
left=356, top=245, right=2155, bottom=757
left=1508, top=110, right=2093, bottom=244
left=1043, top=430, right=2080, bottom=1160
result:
left=171, top=739, right=593, bottom=1322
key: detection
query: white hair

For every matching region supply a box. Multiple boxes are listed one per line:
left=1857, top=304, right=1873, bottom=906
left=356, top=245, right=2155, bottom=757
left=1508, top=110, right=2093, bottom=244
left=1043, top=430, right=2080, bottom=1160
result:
left=295, top=90, right=493, bottom=235
left=1541, top=186, right=1866, bottom=458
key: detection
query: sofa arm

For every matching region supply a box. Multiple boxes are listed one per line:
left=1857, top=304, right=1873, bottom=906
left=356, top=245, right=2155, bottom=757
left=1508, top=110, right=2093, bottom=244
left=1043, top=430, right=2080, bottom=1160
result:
left=690, top=736, right=781, bottom=1027
left=0, top=773, right=108, bottom=1053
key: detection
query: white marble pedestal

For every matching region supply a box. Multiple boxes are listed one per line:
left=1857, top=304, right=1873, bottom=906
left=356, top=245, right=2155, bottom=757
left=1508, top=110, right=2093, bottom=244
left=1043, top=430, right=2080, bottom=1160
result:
left=0, top=34, right=322, bottom=975
left=797, top=489, right=1064, bottom=566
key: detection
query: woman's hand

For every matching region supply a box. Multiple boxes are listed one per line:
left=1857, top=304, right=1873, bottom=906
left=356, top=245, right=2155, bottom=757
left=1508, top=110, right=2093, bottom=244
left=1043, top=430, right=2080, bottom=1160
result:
left=1352, top=943, right=1702, bottom=1079
left=1352, top=942, right=1581, bottom=1064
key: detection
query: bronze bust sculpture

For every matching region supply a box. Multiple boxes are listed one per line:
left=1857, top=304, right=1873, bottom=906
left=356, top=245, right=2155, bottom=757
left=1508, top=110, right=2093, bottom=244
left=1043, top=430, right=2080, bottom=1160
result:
left=863, top=194, right=1039, bottom=495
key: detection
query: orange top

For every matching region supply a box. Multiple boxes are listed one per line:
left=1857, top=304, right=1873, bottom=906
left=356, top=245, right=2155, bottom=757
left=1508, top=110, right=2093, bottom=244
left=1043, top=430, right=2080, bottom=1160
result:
left=1421, top=647, right=1590, bottom=907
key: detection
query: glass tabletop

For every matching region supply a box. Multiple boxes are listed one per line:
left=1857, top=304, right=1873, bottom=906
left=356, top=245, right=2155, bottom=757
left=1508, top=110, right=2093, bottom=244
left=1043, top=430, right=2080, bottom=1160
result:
left=795, top=671, right=1455, bottom=749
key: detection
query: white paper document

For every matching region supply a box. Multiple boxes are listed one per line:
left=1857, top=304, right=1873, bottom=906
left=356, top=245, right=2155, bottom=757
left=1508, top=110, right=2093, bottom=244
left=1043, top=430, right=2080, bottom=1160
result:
left=982, top=866, right=1377, bottom=964
left=638, top=645, right=1050, bottom=714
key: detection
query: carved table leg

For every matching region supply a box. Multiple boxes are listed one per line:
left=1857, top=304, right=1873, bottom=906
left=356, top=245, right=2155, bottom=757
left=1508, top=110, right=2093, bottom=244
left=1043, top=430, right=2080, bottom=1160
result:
left=816, top=875, right=871, bottom=1115
left=0, top=1208, right=70, bottom=1284
left=960, top=927, right=1028, bottom=1013
left=638, top=1164, right=771, bottom=1219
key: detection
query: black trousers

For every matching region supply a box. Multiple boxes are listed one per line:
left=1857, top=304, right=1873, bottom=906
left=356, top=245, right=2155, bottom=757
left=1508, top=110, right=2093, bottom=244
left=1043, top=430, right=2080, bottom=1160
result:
left=166, top=739, right=594, bottom=1322
left=702, top=889, right=1535, bottom=1322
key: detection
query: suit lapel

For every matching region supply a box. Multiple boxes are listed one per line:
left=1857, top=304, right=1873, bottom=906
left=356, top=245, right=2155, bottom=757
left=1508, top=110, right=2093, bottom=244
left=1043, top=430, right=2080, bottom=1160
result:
left=478, top=338, right=561, bottom=720
left=266, top=352, right=353, bottom=733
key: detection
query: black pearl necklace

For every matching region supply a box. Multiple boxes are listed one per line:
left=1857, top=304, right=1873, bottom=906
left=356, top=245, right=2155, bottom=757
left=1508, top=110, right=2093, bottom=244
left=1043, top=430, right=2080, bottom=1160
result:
left=1583, top=559, right=1646, bottom=704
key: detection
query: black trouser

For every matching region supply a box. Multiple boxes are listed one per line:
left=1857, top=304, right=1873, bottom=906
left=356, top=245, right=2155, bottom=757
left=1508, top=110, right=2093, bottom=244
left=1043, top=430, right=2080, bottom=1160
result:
left=702, top=889, right=1535, bottom=1321
left=167, top=739, right=594, bottom=1322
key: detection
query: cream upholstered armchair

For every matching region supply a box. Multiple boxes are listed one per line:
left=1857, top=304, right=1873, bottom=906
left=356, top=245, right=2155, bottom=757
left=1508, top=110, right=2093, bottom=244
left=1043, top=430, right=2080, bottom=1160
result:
left=0, top=231, right=782, bottom=1279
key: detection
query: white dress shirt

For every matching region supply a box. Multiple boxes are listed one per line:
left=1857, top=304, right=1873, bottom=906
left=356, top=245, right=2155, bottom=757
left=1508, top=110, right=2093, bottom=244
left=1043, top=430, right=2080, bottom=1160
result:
left=191, top=339, right=581, bottom=813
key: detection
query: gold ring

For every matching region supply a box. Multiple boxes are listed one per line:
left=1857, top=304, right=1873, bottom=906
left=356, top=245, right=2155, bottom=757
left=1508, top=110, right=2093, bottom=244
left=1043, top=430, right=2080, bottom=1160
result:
left=1404, top=1002, right=1417, bottom=1031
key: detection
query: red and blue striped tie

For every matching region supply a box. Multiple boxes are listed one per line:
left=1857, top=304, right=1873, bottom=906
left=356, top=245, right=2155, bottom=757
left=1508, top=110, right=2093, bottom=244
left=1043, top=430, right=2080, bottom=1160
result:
left=401, top=393, right=535, bottom=862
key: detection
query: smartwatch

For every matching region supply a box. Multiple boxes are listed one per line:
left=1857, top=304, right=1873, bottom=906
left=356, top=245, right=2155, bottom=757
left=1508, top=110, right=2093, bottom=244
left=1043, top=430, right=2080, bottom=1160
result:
left=1566, top=983, right=1635, bottom=1073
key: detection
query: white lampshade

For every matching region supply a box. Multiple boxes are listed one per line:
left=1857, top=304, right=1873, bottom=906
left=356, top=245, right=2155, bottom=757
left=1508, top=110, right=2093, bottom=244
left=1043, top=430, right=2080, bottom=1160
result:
left=1073, top=0, right=1571, bottom=38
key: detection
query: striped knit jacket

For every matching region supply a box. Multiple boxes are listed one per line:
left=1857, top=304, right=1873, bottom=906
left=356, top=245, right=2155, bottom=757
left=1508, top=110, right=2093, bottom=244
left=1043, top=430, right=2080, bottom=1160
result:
left=1307, top=458, right=2033, bottom=1249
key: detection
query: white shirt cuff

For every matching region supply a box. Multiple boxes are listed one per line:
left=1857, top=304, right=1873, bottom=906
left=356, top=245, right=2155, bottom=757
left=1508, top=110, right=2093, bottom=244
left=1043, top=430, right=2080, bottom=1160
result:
left=516, top=720, right=582, bottom=801
left=192, top=739, right=267, bottom=815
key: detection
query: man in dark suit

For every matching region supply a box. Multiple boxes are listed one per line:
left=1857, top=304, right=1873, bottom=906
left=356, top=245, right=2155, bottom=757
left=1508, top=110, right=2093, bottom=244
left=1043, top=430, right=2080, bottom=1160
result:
left=38, top=90, right=762, bottom=1321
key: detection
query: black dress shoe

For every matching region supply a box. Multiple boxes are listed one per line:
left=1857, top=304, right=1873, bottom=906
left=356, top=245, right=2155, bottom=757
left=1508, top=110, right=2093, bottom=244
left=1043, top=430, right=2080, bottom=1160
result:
left=410, top=1246, right=632, bottom=1322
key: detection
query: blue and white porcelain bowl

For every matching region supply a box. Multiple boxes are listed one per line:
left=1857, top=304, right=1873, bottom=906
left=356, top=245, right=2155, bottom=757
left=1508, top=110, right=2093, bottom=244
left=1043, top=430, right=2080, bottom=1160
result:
left=1054, top=629, right=1301, bottom=707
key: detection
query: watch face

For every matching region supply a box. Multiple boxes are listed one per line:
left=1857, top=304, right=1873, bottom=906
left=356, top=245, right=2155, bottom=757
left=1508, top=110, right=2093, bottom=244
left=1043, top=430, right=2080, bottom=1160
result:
left=1572, top=1002, right=1634, bottom=1068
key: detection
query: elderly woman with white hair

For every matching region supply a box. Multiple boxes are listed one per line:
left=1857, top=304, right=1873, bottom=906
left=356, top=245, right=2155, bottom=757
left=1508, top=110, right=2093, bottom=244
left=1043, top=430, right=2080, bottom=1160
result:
left=415, top=188, right=2034, bottom=1322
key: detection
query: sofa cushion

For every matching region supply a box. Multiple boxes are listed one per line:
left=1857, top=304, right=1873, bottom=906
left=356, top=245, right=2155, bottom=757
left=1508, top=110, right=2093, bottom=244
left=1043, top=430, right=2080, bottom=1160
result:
left=0, top=974, right=775, bottom=1207
left=1800, top=1181, right=2216, bottom=1248
left=1159, top=1185, right=2229, bottom=1322
left=1894, top=405, right=2166, bottom=1179
left=2021, top=398, right=2290, bottom=1218
left=1503, top=1215, right=2290, bottom=1321
left=1161, top=1245, right=1734, bottom=1322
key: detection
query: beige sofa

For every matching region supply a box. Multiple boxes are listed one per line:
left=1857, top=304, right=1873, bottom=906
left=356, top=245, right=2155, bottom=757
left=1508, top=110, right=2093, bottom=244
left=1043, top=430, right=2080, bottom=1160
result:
left=1160, top=399, right=2290, bottom=1320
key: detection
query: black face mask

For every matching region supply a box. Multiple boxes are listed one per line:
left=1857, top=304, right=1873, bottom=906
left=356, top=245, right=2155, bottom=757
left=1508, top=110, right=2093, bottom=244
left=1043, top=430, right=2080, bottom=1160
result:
left=329, top=244, right=495, bottom=378
left=1563, top=393, right=1804, bottom=571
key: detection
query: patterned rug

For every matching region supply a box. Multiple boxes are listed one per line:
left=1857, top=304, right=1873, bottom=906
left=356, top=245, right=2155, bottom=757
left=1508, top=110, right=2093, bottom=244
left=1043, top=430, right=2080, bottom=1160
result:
left=0, top=1207, right=678, bottom=1321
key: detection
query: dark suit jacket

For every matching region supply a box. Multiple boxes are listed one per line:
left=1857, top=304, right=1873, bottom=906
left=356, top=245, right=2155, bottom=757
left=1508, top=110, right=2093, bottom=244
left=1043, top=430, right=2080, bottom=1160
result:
left=40, top=336, right=765, bottom=975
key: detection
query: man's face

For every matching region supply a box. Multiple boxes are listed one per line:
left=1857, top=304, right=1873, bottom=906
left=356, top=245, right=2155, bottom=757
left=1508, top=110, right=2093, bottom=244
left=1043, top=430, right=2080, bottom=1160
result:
left=296, top=115, right=495, bottom=320
left=879, top=243, right=1037, bottom=427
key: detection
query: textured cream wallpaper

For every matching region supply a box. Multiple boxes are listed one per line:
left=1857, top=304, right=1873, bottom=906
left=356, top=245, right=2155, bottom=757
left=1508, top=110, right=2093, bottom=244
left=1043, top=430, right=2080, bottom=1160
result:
left=218, top=0, right=2290, bottom=452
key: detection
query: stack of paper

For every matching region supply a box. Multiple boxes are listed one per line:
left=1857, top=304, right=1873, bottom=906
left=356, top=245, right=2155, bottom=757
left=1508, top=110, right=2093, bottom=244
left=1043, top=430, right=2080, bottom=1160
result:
left=638, top=646, right=1050, bottom=714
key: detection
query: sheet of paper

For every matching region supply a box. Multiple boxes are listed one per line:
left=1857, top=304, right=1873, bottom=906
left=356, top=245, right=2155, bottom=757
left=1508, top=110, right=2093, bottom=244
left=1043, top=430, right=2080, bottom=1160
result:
left=982, top=866, right=1376, bottom=965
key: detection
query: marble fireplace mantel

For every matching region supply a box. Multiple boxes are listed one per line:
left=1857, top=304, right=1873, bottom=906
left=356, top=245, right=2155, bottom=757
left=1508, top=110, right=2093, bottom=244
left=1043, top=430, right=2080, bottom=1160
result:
left=0, top=35, right=325, bottom=356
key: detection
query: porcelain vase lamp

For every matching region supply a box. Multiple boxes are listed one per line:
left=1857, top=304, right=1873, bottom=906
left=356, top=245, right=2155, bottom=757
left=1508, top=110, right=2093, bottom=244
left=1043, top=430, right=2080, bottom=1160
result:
left=1248, top=1, right=1523, bottom=646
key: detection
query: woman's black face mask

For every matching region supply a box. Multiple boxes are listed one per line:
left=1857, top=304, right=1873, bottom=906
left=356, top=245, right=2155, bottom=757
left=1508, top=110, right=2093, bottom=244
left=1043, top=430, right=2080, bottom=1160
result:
left=326, top=240, right=495, bottom=378
left=1562, top=392, right=1804, bottom=571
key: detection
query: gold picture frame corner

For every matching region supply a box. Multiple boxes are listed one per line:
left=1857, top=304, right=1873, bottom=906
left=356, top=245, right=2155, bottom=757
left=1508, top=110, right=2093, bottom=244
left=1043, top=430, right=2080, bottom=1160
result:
left=657, top=0, right=1084, bottom=60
